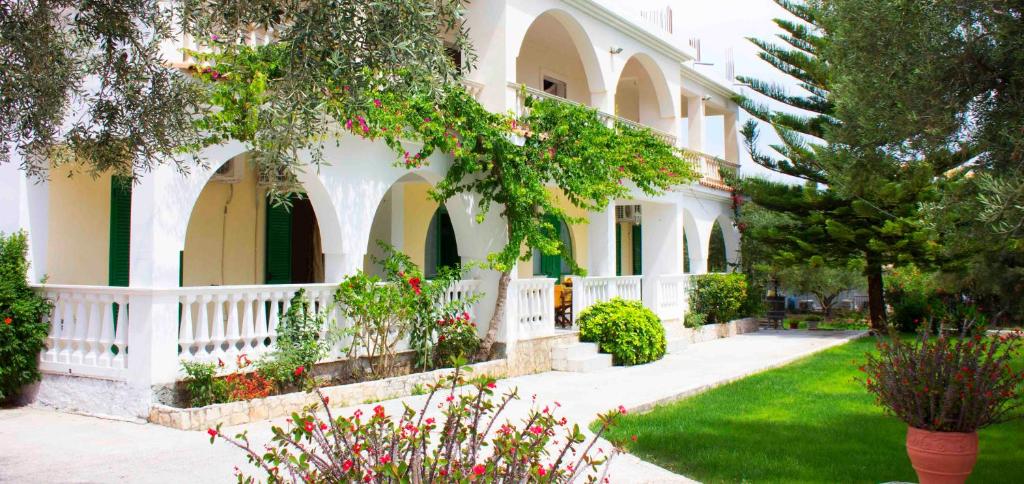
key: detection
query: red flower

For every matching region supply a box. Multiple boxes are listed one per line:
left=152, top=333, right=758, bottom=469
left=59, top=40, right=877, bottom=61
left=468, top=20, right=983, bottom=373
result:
left=425, top=418, right=435, bottom=425
left=323, top=396, right=329, bottom=405
left=304, top=420, right=315, bottom=432
left=373, top=99, right=382, bottom=109
left=530, top=425, right=543, bottom=435
left=207, top=428, right=218, bottom=437
left=408, top=277, right=422, bottom=295
left=472, top=464, right=486, bottom=475
left=319, top=422, right=328, bottom=431
left=342, top=460, right=353, bottom=472
left=631, top=434, right=638, bottom=442
left=380, top=455, right=391, bottom=464
left=294, top=366, right=304, bottom=377
left=487, top=381, right=496, bottom=389
left=537, top=467, right=547, bottom=476
left=373, top=405, right=386, bottom=419
left=3, top=317, right=11, bottom=325
left=618, top=405, right=628, bottom=415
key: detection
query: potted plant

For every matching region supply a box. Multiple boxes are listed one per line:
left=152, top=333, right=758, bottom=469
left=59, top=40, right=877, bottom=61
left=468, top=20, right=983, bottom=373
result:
left=805, top=315, right=822, bottom=330
left=862, top=326, right=1023, bottom=484
left=788, top=319, right=799, bottom=330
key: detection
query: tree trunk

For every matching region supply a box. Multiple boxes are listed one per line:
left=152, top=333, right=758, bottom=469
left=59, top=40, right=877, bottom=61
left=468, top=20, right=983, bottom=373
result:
left=476, top=270, right=512, bottom=360
left=865, top=254, right=886, bottom=332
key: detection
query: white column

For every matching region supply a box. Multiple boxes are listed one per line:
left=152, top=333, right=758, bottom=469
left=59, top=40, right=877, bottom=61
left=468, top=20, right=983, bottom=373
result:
left=587, top=205, right=617, bottom=277
left=689, top=219, right=713, bottom=275
left=724, top=106, right=741, bottom=163
left=127, top=166, right=188, bottom=388
left=687, top=95, right=706, bottom=152
left=389, top=183, right=404, bottom=251
left=1, top=160, right=50, bottom=282
left=640, top=203, right=684, bottom=314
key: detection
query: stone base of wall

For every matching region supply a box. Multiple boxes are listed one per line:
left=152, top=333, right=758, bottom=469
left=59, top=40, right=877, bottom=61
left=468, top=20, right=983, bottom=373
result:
left=24, top=374, right=152, bottom=420
left=149, top=332, right=581, bottom=430
left=666, top=317, right=759, bottom=350
left=149, top=358, right=511, bottom=430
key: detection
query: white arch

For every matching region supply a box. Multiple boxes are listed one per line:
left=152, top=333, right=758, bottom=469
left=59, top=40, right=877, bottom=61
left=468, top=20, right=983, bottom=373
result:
left=612, top=53, right=676, bottom=119
left=512, top=8, right=608, bottom=97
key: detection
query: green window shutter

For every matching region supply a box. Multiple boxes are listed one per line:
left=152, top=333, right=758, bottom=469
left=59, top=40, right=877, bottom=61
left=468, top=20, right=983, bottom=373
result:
left=615, top=223, right=622, bottom=276
left=683, top=232, right=690, bottom=273
left=632, top=224, right=642, bottom=275
left=265, top=199, right=293, bottom=284
left=540, top=214, right=562, bottom=280
left=108, top=176, right=132, bottom=287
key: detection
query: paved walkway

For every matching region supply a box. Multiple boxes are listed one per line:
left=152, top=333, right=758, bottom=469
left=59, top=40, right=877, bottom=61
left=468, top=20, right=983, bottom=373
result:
left=0, top=330, right=864, bottom=483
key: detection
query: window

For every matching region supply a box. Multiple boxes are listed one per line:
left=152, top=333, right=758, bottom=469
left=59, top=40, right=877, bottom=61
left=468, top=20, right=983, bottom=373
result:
left=542, top=76, right=567, bottom=98
left=445, top=44, right=463, bottom=75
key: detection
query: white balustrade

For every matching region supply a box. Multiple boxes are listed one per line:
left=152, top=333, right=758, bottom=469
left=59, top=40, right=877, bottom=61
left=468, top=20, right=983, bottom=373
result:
left=176, top=283, right=343, bottom=366
left=654, top=274, right=695, bottom=320
left=36, top=286, right=133, bottom=381
left=462, top=80, right=485, bottom=101
left=438, top=279, right=482, bottom=320
left=570, top=276, right=644, bottom=321
left=684, top=149, right=739, bottom=191
left=508, top=278, right=555, bottom=339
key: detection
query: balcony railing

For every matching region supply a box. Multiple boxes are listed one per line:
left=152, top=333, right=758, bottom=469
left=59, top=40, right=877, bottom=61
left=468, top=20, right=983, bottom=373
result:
left=510, top=83, right=735, bottom=192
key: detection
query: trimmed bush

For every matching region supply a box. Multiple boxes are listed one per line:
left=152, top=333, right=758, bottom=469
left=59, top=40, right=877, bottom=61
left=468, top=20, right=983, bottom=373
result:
left=577, top=298, right=666, bottom=365
left=0, top=232, right=52, bottom=403
left=683, top=311, right=706, bottom=328
left=689, top=273, right=747, bottom=325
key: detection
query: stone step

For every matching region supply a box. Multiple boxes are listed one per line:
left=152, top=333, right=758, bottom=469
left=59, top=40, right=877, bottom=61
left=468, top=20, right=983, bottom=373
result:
left=551, top=341, right=599, bottom=361
left=552, top=352, right=614, bottom=372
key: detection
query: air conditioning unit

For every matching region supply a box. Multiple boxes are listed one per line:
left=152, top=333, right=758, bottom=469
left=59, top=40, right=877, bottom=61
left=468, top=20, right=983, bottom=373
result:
left=615, top=205, right=642, bottom=224
left=257, top=166, right=302, bottom=192
left=210, top=158, right=243, bottom=184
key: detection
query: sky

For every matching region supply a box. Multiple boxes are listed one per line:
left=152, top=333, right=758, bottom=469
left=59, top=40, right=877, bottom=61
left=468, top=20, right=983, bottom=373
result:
left=610, top=0, right=807, bottom=184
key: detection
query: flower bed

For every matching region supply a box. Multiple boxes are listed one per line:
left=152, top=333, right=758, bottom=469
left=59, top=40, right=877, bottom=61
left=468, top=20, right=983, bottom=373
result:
left=150, top=358, right=510, bottom=430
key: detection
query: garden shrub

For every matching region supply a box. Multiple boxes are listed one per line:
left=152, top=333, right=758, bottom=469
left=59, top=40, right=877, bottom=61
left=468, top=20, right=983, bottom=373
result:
left=433, top=311, right=480, bottom=367
left=209, top=363, right=628, bottom=482
left=886, top=265, right=945, bottom=332
left=577, top=298, right=666, bottom=365
left=181, top=360, right=227, bottom=407
left=689, top=273, right=747, bottom=325
left=0, top=231, right=52, bottom=403
left=257, top=289, right=331, bottom=389
left=683, top=311, right=706, bottom=328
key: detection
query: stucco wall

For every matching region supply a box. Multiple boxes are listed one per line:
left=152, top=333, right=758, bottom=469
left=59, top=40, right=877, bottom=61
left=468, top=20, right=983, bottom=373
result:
left=402, top=181, right=440, bottom=270
left=182, top=158, right=265, bottom=286
left=45, top=164, right=111, bottom=285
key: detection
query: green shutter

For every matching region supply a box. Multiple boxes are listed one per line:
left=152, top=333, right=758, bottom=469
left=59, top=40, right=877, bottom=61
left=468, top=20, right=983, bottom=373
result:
left=615, top=223, right=622, bottom=276
left=683, top=232, right=690, bottom=273
left=265, top=199, right=293, bottom=284
left=108, top=176, right=132, bottom=287
left=632, top=224, right=642, bottom=275
left=540, top=214, right=562, bottom=280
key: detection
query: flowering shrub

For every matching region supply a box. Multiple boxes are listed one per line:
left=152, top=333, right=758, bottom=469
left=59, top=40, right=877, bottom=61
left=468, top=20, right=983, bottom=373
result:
left=209, top=362, right=626, bottom=482
left=434, top=311, right=480, bottom=367
left=182, top=355, right=274, bottom=407
left=0, top=231, right=53, bottom=402
left=689, top=273, right=747, bottom=325
left=862, top=328, right=1024, bottom=432
left=336, top=270, right=416, bottom=379
left=578, top=298, right=666, bottom=366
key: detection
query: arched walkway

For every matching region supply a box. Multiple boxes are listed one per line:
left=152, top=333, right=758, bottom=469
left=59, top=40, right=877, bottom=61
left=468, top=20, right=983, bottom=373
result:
left=515, top=9, right=606, bottom=106
left=613, top=53, right=676, bottom=131
left=181, top=155, right=338, bottom=285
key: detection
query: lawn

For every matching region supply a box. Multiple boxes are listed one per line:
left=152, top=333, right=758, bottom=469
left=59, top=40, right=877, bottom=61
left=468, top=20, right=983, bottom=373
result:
left=604, top=337, right=1024, bottom=483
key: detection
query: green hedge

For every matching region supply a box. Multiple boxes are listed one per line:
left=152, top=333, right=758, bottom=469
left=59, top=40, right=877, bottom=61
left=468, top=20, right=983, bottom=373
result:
left=0, top=232, right=52, bottom=403
left=689, top=273, right=747, bottom=325
left=577, top=298, right=666, bottom=366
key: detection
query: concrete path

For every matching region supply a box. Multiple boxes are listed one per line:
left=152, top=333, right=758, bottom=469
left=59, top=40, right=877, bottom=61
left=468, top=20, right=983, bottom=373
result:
left=0, top=330, right=864, bottom=483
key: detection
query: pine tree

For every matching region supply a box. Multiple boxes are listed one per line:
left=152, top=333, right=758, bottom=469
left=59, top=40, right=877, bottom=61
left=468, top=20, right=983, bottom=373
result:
left=734, top=0, right=938, bottom=330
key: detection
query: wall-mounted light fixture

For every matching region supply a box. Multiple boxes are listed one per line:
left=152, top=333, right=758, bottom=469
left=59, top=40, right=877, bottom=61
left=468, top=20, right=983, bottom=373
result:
left=701, top=94, right=713, bottom=101
left=609, top=46, right=623, bottom=54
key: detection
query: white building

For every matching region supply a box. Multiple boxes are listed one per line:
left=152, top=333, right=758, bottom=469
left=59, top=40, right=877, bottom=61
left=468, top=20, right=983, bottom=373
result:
left=1, top=0, right=743, bottom=418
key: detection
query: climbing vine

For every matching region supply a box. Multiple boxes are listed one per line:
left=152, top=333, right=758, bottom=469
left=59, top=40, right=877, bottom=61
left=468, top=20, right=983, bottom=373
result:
left=190, top=44, right=699, bottom=355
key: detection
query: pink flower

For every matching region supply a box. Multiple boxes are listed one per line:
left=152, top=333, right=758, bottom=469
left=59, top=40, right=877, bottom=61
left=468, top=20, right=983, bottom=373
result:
left=537, top=467, right=547, bottom=476
left=342, top=460, right=353, bottom=472
left=530, top=425, right=543, bottom=435
left=373, top=99, right=382, bottom=108
left=487, top=381, right=496, bottom=389
left=618, top=405, right=628, bottom=415
left=380, top=455, right=391, bottom=464
left=207, top=428, right=218, bottom=437
left=473, top=464, right=486, bottom=475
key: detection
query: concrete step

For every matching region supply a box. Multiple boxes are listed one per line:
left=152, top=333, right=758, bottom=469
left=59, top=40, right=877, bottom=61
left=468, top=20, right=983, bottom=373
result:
left=666, top=337, right=690, bottom=354
left=552, top=352, right=614, bottom=372
left=551, top=341, right=599, bottom=361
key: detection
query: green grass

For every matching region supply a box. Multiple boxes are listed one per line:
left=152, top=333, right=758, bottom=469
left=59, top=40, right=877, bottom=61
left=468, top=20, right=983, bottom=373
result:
left=604, top=338, right=1024, bottom=483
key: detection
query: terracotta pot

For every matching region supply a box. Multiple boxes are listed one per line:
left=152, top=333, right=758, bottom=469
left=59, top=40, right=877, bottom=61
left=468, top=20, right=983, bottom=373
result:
left=905, top=426, right=978, bottom=484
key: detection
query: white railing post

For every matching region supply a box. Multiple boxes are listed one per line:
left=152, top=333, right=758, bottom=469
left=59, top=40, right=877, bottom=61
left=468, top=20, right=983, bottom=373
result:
left=126, top=290, right=181, bottom=388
